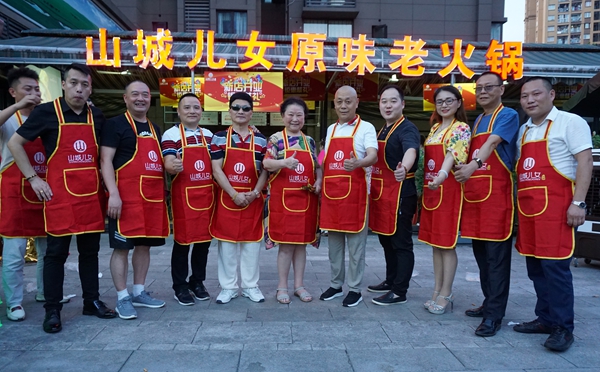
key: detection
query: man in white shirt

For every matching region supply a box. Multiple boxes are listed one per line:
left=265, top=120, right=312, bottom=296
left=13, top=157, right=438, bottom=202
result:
left=319, top=85, right=378, bottom=307
left=513, top=76, right=592, bottom=352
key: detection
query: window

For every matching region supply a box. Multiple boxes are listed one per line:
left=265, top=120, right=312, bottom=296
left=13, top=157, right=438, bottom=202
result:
left=558, top=25, right=569, bottom=33
left=586, top=0, right=592, bottom=6
left=557, top=35, right=568, bottom=43
left=548, top=25, right=555, bottom=31
left=584, top=33, right=591, bottom=38
left=558, top=14, right=570, bottom=22
left=303, top=20, right=352, bottom=37
left=594, top=33, right=600, bottom=41
left=594, top=22, right=600, bottom=30
left=586, top=12, right=592, bottom=17
left=585, top=22, right=591, bottom=28
left=549, top=4, right=556, bottom=10
left=548, top=15, right=556, bottom=21
left=547, top=36, right=555, bottom=42
left=217, top=11, right=247, bottom=34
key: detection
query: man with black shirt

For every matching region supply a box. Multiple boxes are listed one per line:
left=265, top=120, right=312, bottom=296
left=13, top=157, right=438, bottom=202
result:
left=100, top=81, right=168, bottom=320
left=8, top=63, right=116, bottom=333
left=367, top=85, right=420, bottom=305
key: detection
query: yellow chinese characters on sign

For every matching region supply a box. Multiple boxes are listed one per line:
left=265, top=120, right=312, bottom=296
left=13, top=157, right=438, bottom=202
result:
left=187, top=30, right=227, bottom=69
left=485, top=40, right=524, bottom=80
left=389, top=36, right=428, bottom=77
left=438, top=39, right=475, bottom=79
left=287, top=33, right=327, bottom=73
left=337, top=34, right=376, bottom=76
left=133, top=28, right=174, bottom=69
left=237, top=30, right=276, bottom=70
left=86, top=28, right=121, bottom=67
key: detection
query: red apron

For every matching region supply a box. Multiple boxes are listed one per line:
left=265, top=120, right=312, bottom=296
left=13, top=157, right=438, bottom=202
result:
left=115, top=112, right=169, bottom=238
left=209, top=127, right=264, bottom=242
left=369, top=116, right=415, bottom=235
left=44, top=99, right=105, bottom=236
left=267, top=129, right=319, bottom=244
left=461, top=105, right=514, bottom=241
left=516, top=121, right=575, bottom=259
left=0, top=111, right=47, bottom=237
left=418, top=122, right=463, bottom=249
left=320, top=117, right=368, bottom=233
left=171, top=124, right=214, bottom=245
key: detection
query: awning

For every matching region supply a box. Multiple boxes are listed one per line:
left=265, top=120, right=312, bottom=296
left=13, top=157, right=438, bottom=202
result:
left=0, top=29, right=599, bottom=78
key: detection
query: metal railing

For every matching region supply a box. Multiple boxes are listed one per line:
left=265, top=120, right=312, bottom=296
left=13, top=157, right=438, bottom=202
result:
left=304, top=0, right=356, bottom=7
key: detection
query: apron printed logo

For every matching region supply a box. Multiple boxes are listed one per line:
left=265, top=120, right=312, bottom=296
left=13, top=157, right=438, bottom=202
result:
left=295, top=163, right=305, bottom=174
left=34, top=152, right=45, bottom=164
left=194, top=160, right=205, bottom=172
left=523, top=157, right=535, bottom=171
left=73, top=140, right=87, bottom=153
left=427, top=159, right=435, bottom=171
left=334, top=150, right=344, bottom=162
left=148, top=150, right=158, bottom=162
left=234, top=162, right=246, bottom=174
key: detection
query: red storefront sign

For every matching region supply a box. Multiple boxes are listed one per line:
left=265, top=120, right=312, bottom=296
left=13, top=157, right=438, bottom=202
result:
left=203, top=71, right=283, bottom=112
left=159, top=77, right=204, bottom=107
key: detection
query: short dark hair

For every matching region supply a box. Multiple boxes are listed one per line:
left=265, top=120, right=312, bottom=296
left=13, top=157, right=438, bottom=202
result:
left=178, top=93, right=200, bottom=104
left=280, top=97, right=308, bottom=116
left=7, top=67, right=39, bottom=88
left=477, top=71, right=503, bottom=85
left=63, top=63, right=91, bottom=81
left=378, top=84, right=404, bottom=101
left=522, top=76, right=553, bottom=91
left=429, top=85, right=469, bottom=126
left=229, top=92, right=253, bottom=109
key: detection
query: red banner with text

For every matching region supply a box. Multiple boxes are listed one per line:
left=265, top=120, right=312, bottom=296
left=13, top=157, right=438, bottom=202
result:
left=423, top=83, right=476, bottom=111
left=203, top=71, right=283, bottom=112
left=159, top=77, right=204, bottom=107
left=327, top=72, right=379, bottom=101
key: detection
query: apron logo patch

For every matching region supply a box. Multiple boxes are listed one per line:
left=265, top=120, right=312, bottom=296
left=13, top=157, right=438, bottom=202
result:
left=234, top=162, right=246, bottom=174
left=73, top=140, right=87, bottom=153
left=334, top=150, right=344, bottom=162
left=523, top=157, right=535, bottom=171
left=427, top=159, right=435, bottom=171
left=148, top=150, right=158, bottom=162
left=295, top=163, right=305, bottom=174
left=194, top=160, right=205, bottom=172
left=34, top=152, right=46, bottom=164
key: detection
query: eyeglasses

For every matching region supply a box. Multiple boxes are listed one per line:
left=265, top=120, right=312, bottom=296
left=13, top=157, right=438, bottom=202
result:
left=230, top=105, right=252, bottom=112
left=475, top=85, right=502, bottom=93
left=435, top=98, right=457, bottom=106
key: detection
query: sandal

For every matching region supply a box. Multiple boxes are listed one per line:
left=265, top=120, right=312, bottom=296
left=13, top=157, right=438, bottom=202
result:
left=276, top=288, right=290, bottom=304
left=294, top=287, right=313, bottom=302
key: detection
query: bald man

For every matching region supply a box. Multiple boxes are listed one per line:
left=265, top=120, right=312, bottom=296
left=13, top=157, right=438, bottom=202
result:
left=319, top=86, right=378, bottom=307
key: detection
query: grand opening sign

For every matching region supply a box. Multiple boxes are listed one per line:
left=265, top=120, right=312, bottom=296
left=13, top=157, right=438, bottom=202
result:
left=86, top=28, right=524, bottom=79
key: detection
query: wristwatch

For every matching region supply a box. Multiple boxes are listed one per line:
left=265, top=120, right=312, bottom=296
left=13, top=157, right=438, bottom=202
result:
left=572, top=201, right=587, bottom=209
left=473, top=157, right=483, bottom=168
left=253, top=190, right=261, bottom=198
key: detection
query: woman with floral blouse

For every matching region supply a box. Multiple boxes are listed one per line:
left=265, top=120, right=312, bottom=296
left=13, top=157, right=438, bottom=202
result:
left=418, top=85, right=471, bottom=315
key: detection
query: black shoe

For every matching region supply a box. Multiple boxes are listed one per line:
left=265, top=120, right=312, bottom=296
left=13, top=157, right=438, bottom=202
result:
left=367, top=281, right=392, bottom=293
left=342, top=291, right=363, bottom=307
left=465, top=305, right=484, bottom=317
left=320, top=287, right=343, bottom=301
left=513, top=319, right=553, bottom=334
left=475, top=318, right=501, bottom=337
left=82, top=300, right=117, bottom=319
left=372, top=291, right=407, bottom=306
left=174, top=291, right=195, bottom=306
left=43, top=309, right=62, bottom=333
left=544, top=326, right=574, bottom=352
left=190, top=284, right=210, bottom=301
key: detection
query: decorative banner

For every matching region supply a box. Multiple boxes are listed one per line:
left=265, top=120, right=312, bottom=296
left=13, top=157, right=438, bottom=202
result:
left=221, top=112, right=267, bottom=126
left=327, top=72, right=379, bottom=101
left=422, top=83, right=477, bottom=111
left=283, top=71, right=326, bottom=101
left=203, top=71, right=283, bottom=112
left=159, top=77, right=204, bottom=107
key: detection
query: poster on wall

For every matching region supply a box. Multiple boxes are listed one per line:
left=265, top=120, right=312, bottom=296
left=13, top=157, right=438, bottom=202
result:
left=327, top=72, right=379, bottom=101
left=423, top=83, right=477, bottom=111
left=221, top=112, right=267, bottom=126
left=203, top=72, right=283, bottom=112
left=159, top=77, right=204, bottom=107
left=283, top=72, right=326, bottom=101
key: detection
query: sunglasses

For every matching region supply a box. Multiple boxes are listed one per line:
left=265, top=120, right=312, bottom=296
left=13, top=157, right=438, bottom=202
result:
left=230, top=105, right=252, bottom=112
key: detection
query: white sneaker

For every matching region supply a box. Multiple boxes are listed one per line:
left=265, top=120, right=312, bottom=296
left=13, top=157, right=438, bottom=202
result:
left=242, top=287, right=265, bottom=303
left=7, top=305, right=26, bottom=321
left=216, top=289, right=239, bottom=304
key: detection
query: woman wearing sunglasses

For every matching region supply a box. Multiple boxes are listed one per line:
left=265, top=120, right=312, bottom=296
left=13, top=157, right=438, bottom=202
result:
left=263, top=97, right=322, bottom=304
left=418, top=85, right=471, bottom=315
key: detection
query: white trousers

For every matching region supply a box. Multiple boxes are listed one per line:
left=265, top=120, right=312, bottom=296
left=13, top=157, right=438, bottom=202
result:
left=217, top=240, right=260, bottom=290
left=2, top=237, right=47, bottom=307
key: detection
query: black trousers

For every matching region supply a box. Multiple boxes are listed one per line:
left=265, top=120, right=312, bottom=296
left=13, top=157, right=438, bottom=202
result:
left=171, top=241, right=210, bottom=292
left=377, top=195, right=418, bottom=297
left=472, top=238, right=512, bottom=321
left=44, top=233, right=101, bottom=311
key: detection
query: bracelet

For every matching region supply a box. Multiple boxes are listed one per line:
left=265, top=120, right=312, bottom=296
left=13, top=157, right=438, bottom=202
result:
left=438, top=169, right=449, bottom=179
left=253, top=190, right=260, bottom=198
left=231, top=192, right=238, bottom=200
left=25, top=174, right=38, bottom=181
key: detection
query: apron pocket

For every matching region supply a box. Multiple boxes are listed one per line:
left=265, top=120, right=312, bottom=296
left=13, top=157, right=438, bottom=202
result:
left=517, top=186, right=548, bottom=217
left=21, top=177, right=44, bottom=204
left=422, top=185, right=444, bottom=211
left=323, top=175, right=351, bottom=200
left=221, top=187, right=251, bottom=211
left=140, top=175, right=164, bottom=202
left=186, top=184, right=214, bottom=211
left=463, top=175, right=492, bottom=203
left=63, top=167, right=99, bottom=197
left=282, top=187, right=310, bottom=212
left=370, top=178, right=384, bottom=201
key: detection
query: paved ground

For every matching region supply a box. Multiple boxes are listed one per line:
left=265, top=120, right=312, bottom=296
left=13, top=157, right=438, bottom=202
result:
left=1, top=233, right=600, bottom=372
